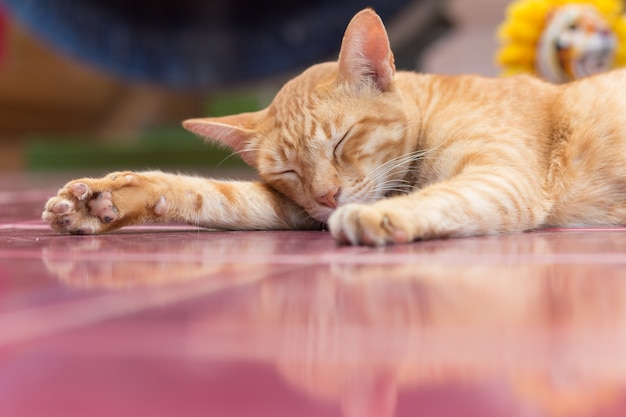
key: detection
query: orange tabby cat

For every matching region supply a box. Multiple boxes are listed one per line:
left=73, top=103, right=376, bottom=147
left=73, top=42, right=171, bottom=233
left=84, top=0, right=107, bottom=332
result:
left=42, top=8, right=626, bottom=245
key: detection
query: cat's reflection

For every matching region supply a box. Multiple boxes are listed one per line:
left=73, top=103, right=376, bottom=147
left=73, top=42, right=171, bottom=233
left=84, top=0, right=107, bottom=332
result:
left=41, top=230, right=299, bottom=288
left=245, top=263, right=626, bottom=417
left=41, top=232, right=626, bottom=416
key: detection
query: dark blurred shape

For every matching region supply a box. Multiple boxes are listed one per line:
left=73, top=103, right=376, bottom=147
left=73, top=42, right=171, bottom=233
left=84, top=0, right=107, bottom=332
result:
left=2, top=0, right=448, bottom=89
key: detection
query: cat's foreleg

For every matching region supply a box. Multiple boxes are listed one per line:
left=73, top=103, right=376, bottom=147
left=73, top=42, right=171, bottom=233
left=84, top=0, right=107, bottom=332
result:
left=328, top=171, right=548, bottom=245
left=43, top=171, right=316, bottom=234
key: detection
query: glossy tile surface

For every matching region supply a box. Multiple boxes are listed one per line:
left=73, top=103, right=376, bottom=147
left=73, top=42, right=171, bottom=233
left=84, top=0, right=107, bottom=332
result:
left=2, top=178, right=626, bottom=417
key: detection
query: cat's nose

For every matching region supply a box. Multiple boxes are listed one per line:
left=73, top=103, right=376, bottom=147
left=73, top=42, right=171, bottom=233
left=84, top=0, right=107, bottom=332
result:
left=315, top=187, right=341, bottom=209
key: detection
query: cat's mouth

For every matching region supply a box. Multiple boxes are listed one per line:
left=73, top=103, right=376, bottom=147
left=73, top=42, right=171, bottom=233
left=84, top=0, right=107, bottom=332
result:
left=312, top=211, right=333, bottom=223
left=308, top=205, right=337, bottom=224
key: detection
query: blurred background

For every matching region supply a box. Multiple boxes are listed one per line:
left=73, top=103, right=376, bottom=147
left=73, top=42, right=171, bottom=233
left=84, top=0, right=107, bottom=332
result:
left=0, top=0, right=509, bottom=173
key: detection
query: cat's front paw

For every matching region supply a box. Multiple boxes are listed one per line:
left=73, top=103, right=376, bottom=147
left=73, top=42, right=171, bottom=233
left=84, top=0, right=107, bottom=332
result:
left=42, top=172, right=167, bottom=234
left=327, top=203, right=413, bottom=246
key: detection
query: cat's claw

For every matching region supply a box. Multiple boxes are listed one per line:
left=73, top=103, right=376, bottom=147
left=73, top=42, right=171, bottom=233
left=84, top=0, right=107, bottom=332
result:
left=328, top=203, right=412, bottom=246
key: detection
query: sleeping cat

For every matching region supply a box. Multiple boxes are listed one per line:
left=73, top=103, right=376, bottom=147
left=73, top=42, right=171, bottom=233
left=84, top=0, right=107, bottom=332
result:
left=42, top=8, right=626, bottom=245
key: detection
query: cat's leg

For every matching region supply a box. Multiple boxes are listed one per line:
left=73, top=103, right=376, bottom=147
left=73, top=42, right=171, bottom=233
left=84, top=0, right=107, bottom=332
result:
left=328, top=170, right=550, bottom=245
left=43, top=171, right=316, bottom=234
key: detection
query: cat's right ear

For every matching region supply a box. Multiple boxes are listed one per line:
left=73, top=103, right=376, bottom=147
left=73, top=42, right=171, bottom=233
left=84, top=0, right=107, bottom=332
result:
left=182, top=112, right=263, bottom=166
left=338, top=8, right=396, bottom=92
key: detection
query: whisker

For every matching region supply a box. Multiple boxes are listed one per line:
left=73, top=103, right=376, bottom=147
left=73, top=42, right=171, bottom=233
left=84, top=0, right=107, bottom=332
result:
left=364, top=133, right=457, bottom=202
left=214, top=146, right=268, bottom=170
left=369, top=153, right=431, bottom=184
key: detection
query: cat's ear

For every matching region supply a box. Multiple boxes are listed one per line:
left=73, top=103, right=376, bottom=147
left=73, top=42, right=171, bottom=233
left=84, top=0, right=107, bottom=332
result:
left=182, top=111, right=264, bottom=166
left=338, top=8, right=396, bottom=92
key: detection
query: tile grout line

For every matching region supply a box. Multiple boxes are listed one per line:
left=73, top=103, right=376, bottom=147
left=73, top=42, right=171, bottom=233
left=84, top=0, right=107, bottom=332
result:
left=2, top=248, right=626, bottom=266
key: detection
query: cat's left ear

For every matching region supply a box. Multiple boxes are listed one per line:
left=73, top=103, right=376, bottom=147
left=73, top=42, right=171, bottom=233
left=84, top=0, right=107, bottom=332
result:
left=182, top=111, right=264, bottom=167
left=338, top=8, right=396, bottom=92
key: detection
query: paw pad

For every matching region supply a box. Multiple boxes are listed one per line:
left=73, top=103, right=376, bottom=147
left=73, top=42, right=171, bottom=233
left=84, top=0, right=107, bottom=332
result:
left=153, top=196, right=168, bottom=216
left=51, top=200, right=72, bottom=215
left=70, top=183, right=90, bottom=199
left=57, top=217, right=72, bottom=227
left=44, top=181, right=118, bottom=234
left=87, top=192, right=119, bottom=223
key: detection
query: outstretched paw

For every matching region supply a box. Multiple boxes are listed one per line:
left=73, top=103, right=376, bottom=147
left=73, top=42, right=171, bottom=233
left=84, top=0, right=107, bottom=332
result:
left=42, top=172, right=167, bottom=234
left=327, top=203, right=413, bottom=246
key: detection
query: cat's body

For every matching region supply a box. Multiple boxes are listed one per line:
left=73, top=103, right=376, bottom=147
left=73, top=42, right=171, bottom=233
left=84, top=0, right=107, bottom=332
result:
left=43, top=9, right=626, bottom=245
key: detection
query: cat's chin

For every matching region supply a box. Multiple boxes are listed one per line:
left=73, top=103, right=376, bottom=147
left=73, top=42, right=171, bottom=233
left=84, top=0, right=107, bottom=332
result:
left=312, top=213, right=332, bottom=224
left=308, top=208, right=335, bottom=224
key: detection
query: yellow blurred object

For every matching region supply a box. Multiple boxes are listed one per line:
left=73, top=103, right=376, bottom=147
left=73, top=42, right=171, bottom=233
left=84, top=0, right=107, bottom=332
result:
left=496, top=0, right=626, bottom=82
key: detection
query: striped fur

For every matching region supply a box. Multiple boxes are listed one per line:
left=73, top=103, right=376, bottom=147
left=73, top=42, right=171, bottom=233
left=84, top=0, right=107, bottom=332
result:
left=43, top=9, right=626, bottom=245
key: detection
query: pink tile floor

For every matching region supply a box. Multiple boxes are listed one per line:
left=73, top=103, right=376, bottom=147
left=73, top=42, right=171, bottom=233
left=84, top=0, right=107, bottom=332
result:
left=2, top=173, right=626, bottom=417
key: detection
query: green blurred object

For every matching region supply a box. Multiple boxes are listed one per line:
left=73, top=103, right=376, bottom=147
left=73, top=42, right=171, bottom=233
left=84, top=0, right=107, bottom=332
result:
left=25, top=128, right=248, bottom=172
left=25, top=90, right=264, bottom=172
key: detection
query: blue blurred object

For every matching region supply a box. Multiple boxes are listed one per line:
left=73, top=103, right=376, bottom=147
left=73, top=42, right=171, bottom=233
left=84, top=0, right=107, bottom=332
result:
left=2, top=0, right=445, bottom=89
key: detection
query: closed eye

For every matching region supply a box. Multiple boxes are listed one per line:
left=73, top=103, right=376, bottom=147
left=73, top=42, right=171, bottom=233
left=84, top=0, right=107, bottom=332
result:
left=333, top=130, right=351, bottom=160
left=272, top=169, right=300, bottom=180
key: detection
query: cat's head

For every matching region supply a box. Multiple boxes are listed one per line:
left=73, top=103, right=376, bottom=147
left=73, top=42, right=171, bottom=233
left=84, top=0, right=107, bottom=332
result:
left=184, top=9, right=413, bottom=222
